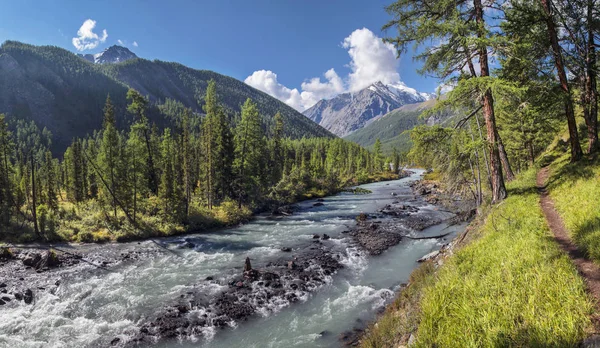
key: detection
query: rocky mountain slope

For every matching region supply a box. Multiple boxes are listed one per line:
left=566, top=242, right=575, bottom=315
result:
left=344, top=97, right=455, bottom=154
left=303, top=81, right=432, bottom=137
left=77, top=45, right=138, bottom=64
left=0, top=41, right=332, bottom=153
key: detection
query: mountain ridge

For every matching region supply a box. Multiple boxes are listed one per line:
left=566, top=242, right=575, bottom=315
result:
left=303, top=81, right=432, bottom=137
left=0, top=41, right=332, bottom=153
left=78, top=45, right=138, bottom=64
left=344, top=97, right=455, bottom=155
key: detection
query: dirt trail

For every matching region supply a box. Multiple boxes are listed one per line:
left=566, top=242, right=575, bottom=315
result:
left=537, top=167, right=600, bottom=342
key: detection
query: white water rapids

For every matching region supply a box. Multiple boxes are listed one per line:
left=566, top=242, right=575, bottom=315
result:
left=0, top=170, right=466, bottom=347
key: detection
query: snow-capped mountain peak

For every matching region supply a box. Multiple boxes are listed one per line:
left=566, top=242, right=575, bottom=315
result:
left=304, top=80, right=432, bottom=136
left=78, top=45, right=138, bottom=64
left=369, top=81, right=433, bottom=103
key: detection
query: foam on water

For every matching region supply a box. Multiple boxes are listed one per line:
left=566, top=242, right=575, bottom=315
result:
left=0, top=170, right=467, bottom=348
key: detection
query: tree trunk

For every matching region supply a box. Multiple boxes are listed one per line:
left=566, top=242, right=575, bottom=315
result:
left=469, top=123, right=483, bottom=209
left=496, top=131, right=515, bottom=181
left=541, top=0, right=583, bottom=162
left=141, top=126, right=158, bottom=195
left=31, top=155, right=39, bottom=236
left=586, top=0, right=599, bottom=153
left=528, top=141, right=535, bottom=166
left=474, top=0, right=507, bottom=203
left=475, top=113, right=492, bottom=189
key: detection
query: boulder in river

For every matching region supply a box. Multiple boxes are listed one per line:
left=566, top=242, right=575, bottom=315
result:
left=22, top=253, right=41, bottom=268
left=281, top=247, right=292, bottom=252
left=244, top=257, right=252, bottom=272
left=176, top=241, right=195, bottom=249
left=21, top=250, right=60, bottom=270
left=0, top=247, right=13, bottom=260
left=313, top=202, right=324, bottom=207
left=321, top=234, right=330, bottom=240
left=23, top=289, right=33, bottom=304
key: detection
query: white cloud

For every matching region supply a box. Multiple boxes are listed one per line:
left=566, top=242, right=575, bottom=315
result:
left=244, top=70, right=306, bottom=111
left=72, top=19, right=108, bottom=51
left=245, top=69, right=345, bottom=112
left=300, top=68, right=345, bottom=103
left=245, top=28, right=410, bottom=111
left=436, top=82, right=455, bottom=95
left=342, top=28, right=401, bottom=92
left=117, top=39, right=124, bottom=45
left=133, top=41, right=138, bottom=47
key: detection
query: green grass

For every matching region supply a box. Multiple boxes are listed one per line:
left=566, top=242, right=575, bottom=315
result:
left=545, top=150, right=600, bottom=263
left=361, top=168, right=593, bottom=347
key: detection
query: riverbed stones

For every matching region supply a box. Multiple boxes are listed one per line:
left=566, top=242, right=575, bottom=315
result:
left=128, top=244, right=342, bottom=346
left=244, top=257, right=252, bottom=272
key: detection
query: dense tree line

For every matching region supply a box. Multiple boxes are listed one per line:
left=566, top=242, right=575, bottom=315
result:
left=385, top=0, right=600, bottom=206
left=0, top=81, right=387, bottom=240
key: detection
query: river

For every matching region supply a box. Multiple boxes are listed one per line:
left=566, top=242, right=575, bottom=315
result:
left=0, top=170, right=466, bottom=348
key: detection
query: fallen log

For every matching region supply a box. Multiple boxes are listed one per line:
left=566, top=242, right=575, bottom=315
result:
left=404, top=232, right=452, bottom=240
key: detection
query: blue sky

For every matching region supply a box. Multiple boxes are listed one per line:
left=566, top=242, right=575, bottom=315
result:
left=0, top=0, right=440, bottom=111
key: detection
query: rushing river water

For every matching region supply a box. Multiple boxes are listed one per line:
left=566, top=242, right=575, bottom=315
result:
left=0, top=170, right=466, bottom=348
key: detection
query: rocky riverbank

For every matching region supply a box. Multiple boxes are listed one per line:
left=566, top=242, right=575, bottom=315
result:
left=0, top=174, right=474, bottom=347
left=0, top=243, right=161, bottom=310
left=124, top=240, right=343, bottom=346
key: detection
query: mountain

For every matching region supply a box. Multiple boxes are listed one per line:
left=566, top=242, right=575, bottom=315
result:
left=303, top=81, right=433, bottom=137
left=78, top=45, right=138, bottom=64
left=0, top=41, right=332, bottom=153
left=344, top=97, right=455, bottom=155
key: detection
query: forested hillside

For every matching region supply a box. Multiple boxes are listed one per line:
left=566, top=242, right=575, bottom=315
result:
left=0, top=41, right=332, bottom=154
left=344, top=98, right=455, bottom=155
left=0, top=81, right=392, bottom=243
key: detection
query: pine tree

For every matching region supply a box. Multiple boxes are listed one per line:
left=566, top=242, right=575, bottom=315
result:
left=540, top=0, right=583, bottom=161
left=43, top=150, right=58, bottom=211
left=235, top=98, right=266, bottom=208
left=181, top=109, right=192, bottom=217
left=98, top=95, right=120, bottom=217
left=0, top=115, right=13, bottom=225
left=384, top=0, right=507, bottom=202
left=127, top=89, right=159, bottom=194
left=127, top=123, right=147, bottom=223
left=201, top=80, right=218, bottom=209
left=270, top=112, right=285, bottom=185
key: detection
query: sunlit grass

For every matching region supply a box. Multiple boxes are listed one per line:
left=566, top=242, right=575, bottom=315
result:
left=361, top=168, right=593, bottom=347
left=546, top=151, right=600, bottom=263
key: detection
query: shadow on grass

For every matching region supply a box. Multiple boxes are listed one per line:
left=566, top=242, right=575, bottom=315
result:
left=547, top=157, right=597, bottom=189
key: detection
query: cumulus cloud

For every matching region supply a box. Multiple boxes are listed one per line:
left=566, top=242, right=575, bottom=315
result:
left=244, top=70, right=306, bottom=111
left=117, top=39, right=124, bottom=45
left=245, top=28, right=409, bottom=111
left=342, top=28, right=401, bottom=92
left=245, top=69, right=345, bottom=111
left=133, top=41, right=139, bottom=47
left=72, top=19, right=108, bottom=51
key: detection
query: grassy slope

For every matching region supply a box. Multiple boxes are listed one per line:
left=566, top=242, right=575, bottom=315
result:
left=544, top=142, right=600, bottom=263
left=361, top=168, right=593, bottom=347
left=344, top=98, right=454, bottom=155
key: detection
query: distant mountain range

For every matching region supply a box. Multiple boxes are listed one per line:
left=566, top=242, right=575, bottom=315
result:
left=78, top=45, right=138, bottom=64
left=0, top=41, right=332, bottom=153
left=304, top=81, right=433, bottom=137
left=344, top=97, right=456, bottom=155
